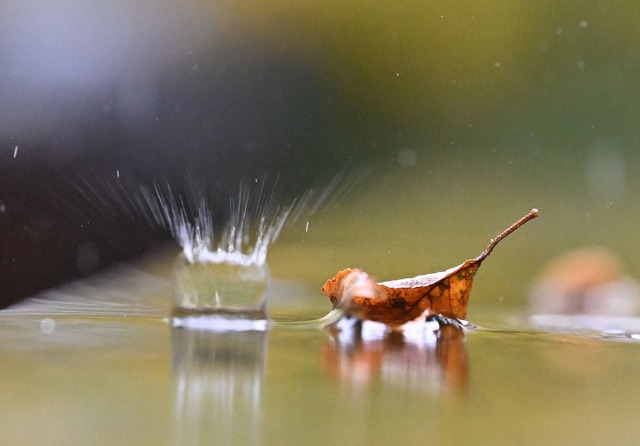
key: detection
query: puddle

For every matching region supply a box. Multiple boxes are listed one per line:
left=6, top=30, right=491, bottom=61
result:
left=2, top=259, right=640, bottom=446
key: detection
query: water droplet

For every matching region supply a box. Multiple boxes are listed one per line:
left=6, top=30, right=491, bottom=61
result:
left=13, top=145, right=18, bottom=158
left=40, top=318, right=56, bottom=334
left=397, top=148, right=417, bottom=168
left=579, top=20, right=588, bottom=29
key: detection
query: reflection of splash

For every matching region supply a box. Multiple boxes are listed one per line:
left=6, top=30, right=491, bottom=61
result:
left=322, top=318, right=468, bottom=394
left=172, top=327, right=267, bottom=445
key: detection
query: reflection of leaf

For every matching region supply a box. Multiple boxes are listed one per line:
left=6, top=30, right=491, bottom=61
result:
left=322, top=209, right=538, bottom=327
left=321, top=319, right=468, bottom=393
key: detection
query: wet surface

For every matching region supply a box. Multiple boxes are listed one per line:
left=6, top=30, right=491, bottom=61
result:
left=3, top=259, right=640, bottom=446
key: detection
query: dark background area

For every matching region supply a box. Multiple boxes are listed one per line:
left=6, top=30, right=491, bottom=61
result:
left=0, top=2, right=366, bottom=307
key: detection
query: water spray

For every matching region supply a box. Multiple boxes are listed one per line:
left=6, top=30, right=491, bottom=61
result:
left=139, top=175, right=356, bottom=331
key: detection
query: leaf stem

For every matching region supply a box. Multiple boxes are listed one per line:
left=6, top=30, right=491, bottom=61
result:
left=476, top=208, right=539, bottom=263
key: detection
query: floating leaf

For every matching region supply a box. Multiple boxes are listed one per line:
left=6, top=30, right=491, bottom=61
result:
left=322, top=209, right=539, bottom=327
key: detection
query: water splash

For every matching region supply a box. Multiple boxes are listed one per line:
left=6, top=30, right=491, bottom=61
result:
left=134, top=170, right=363, bottom=267
left=73, top=169, right=365, bottom=329
left=141, top=180, right=293, bottom=266
left=76, top=168, right=363, bottom=266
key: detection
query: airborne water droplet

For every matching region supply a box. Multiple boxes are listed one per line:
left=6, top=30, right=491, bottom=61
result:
left=40, top=317, right=56, bottom=334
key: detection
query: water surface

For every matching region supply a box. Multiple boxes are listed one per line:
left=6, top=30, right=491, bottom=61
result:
left=2, top=257, right=640, bottom=446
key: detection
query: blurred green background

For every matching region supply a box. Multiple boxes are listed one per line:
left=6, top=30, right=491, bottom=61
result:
left=259, top=1, right=640, bottom=307
left=2, top=1, right=640, bottom=308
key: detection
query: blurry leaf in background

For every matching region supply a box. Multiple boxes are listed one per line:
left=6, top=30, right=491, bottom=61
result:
left=530, top=247, right=640, bottom=316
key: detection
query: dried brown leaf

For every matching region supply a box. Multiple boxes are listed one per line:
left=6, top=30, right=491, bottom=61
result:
left=322, top=209, right=539, bottom=326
